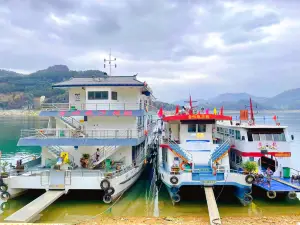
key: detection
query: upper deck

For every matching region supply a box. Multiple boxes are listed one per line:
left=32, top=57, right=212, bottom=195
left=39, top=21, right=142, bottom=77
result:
left=40, top=75, right=155, bottom=117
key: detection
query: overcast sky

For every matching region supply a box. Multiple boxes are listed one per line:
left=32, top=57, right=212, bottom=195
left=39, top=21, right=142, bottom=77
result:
left=1, top=0, right=299, bottom=102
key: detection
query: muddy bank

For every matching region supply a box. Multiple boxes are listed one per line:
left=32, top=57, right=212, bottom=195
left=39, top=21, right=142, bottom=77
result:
left=78, top=215, right=300, bottom=225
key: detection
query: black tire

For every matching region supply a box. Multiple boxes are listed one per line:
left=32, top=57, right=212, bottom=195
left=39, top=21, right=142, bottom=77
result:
left=288, top=191, right=297, bottom=200
left=170, top=176, right=178, bottom=185
left=266, top=191, right=276, bottom=199
left=103, top=194, right=112, bottom=204
left=245, top=174, right=255, bottom=184
left=172, top=194, right=180, bottom=203
left=244, top=194, right=253, bottom=203
left=105, top=187, right=115, bottom=196
left=100, top=179, right=110, bottom=191
left=0, top=184, right=8, bottom=192
left=0, top=201, right=10, bottom=211
left=1, top=191, right=10, bottom=201
left=155, top=179, right=162, bottom=187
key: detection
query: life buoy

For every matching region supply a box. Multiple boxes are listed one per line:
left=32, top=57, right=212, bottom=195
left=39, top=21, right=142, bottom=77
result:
left=245, top=174, right=255, bottom=184
left=179, top=162, right=191, bottom=172
left=1, top=191, right=10, bottom=201
left=103, top=194, right=112, bottom=204
left=288, top=191, right=297, bottom=200
left=0, top=201, right=10, bottom=211
left=0, top=184, right=8, bottom=192
left=105, top=187, right=115, bottom=196
left=266, top=191, right=276, bottom=199
left=170, top=176, right=178, bottom=185
left=212, top=166, right=217, bottom=175
left=144, top=130, right=148, bottom=136
left=248, top=120, right=254, bottom=125
left=171, top=193, right=181, bottom=203
left=100, top=179, right=110, bottom=191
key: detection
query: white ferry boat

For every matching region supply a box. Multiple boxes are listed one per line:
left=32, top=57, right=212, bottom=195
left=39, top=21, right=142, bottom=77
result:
left=215, top=98, right=300, bottom=200
left=2, top=74, right=158, bottom=205
left=157, top=97, right=253, bottom=206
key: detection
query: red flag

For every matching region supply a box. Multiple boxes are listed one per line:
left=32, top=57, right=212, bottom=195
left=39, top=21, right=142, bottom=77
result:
left=189, top=95, right=192, bottom=108
left=273, top=115, right=277, bottom=121
left=220, top=106, right=224, bottom=115
left=175, top=105, right=179, bottom=114
left=157, top=107, right=163, bottom=118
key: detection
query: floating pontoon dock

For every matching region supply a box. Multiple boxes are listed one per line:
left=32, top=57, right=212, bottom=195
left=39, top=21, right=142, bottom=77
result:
left=204, top=187, right=222, bottom=225
left=5, top=190, right=64, bottom=223
left=254, top=178, right=300, bottom=192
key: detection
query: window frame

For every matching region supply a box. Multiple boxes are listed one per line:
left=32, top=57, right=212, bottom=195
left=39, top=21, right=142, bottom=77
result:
left=87, top=91, right=109, bottom=100
left=111, top=91, right=118, bottom=100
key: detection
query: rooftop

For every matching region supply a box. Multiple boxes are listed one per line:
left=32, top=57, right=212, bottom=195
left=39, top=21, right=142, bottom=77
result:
left=52, top=75, right=147, bottom=88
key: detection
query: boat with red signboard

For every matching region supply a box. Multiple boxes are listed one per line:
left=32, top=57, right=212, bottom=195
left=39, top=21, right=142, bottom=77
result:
left=215, top=98, right=300, bottom=201
left=157, top=96, right=254, bottom=209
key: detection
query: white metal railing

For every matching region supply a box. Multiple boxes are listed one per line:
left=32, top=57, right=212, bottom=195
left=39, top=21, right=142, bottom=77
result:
left=89, top=146, right=119, bottom=168
left=20, top=128, right=145, bottom=139
left=41, top=102, right=158, bottom=111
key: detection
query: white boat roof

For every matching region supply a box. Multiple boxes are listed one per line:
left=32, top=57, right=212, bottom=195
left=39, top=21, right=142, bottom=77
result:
left=217, top=120, right=288, bottom=129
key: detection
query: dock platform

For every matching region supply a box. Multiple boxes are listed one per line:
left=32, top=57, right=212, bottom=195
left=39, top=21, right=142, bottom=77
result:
left=5, top=190, right=65, bottom=223
left=204, top=187, right=222, bottom=225
left=254, top=178, right=300, bottom=192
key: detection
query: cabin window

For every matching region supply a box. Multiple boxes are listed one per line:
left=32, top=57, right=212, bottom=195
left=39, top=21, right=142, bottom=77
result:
left=249, top=157, right=254, bottom=162
left=253, top=134, right=260, bottom=141
left=75, top=93, right=80, bottom=101
left=273, top=133, right=286, bottom=142
left=247, top=131, right=253, bottom=141
left=188, top=124, right=196, bottom=132
left=88, top=91, right=108, bottom=100
left=235, top=130, right=241, bottom=140
left=111, top=91, right=118, bottom=100
left=197, top=124, right=206, bottom=132
left=265, top=134, right=273, bottom=141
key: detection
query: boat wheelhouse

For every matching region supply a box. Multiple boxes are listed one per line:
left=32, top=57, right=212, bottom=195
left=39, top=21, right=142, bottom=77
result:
left=215, top=99, right=300, bottom=200
left=157, top=101, right=254, bottom=206
left=4, top=75, right=158, bottom=206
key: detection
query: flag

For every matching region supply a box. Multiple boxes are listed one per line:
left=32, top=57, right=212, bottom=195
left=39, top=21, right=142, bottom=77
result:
left=189, top=95, right=192, bottom=108
left=213, top=108, right=217, bottom=115
left=273, top=115, right=277, bottom=121
left=157, top=107, right=163, bottom=118
left=175, top=105, right=179, bottom=115
left=220, top=106, right=224, bottom=115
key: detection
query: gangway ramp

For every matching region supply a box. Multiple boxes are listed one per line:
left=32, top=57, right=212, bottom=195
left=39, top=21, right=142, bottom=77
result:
left=5, top=190, right=64, bottom=223
left=204, top=187, right=222, bottom=225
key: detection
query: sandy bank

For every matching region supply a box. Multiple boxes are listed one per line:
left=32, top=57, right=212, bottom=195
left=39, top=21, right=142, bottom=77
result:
left=0, top=110, right=40, bottom=116
left=78, top=215, right=300, bottom=225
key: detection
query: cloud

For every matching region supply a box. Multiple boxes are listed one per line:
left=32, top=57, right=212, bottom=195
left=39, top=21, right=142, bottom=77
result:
left=0, top=0, right=300, bottom=101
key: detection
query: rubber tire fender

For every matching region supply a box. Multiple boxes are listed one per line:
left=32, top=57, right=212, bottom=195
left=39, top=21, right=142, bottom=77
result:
left=288, top=191, right=297, bottom=200
left=105, top=187, right=115, bottom=196
left=1, top=191, right=10, bottom=201
left=244, top=194, right=253, bottom=203
left=266, top=190, right=276, bottom=199
left=100, top=179, right=110, bottom=191
left=0, top=184, right=8, bottom=192
left=245, top=174, right=255, bottom=184
left=171, top=193, right=181, bottom=203
left=103, top=194, right=112, bottom=204
left=170, top=176, right=178, bottom=185
left=0, top=201, right=10, bottom=211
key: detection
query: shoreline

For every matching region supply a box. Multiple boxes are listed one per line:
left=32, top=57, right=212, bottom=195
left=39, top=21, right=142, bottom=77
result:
left=77, top=215, right=300, bottom=225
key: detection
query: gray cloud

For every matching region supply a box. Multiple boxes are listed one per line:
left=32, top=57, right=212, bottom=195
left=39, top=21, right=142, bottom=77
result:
left=0, top=0, right=299, bottom=101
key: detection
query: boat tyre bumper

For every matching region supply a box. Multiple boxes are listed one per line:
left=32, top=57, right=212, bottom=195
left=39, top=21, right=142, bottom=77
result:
left=100, top=179, right=110, bottom=191
left=103, top=194, right=112, bottom=204
left=266, top=191, right=276, bottom=199
left=288, top=191, right=297, bottom=200
left=245, top=174, right=255, bottom=184
left=1, top=191, right=10, bottom=201
left=170, top=176, right=179, bottom=185
left=171, top=193, right=181, bottom=203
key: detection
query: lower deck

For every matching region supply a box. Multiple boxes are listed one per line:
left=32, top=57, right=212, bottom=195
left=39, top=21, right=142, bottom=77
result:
left=254, top=176, right=300, bottom=192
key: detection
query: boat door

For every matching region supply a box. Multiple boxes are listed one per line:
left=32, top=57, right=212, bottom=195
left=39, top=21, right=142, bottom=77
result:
left=259, top=156, right=277, bottom=172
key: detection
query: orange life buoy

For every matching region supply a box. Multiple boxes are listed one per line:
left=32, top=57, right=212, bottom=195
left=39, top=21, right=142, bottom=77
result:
left=144, top=130, right=148, bottom=136
left=180, top=161, right=185, bottom=171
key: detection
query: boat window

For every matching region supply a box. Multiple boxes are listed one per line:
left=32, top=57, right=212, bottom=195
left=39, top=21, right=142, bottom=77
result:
left=88, top=91, right=108, bottom=100
left=197, top=124, right=206, bottom=132
left=252, top=134, right=260, bottom=141
left=220, top=128, right=223, bottom=133
left=217, top=127, right=220, bottom=132
left=260, top=134, right=266, bottom=141
left=249, top=157, right=254, bottom=162
left=265, top=134, right=273, bottom=141
left=273, top=133, right=286, bottom=141
left=235, top=130, right=241, bottom=140
left=111, top=91, right=118, bottom=100
left=188, top=124, right=196, bottom=133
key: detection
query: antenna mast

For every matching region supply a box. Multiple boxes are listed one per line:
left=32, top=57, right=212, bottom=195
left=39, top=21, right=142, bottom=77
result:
left=104, top=49, right=117, bottom=76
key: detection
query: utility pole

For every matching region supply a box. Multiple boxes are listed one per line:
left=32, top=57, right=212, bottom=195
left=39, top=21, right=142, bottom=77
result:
left=104, top=49, right=117, bottom=76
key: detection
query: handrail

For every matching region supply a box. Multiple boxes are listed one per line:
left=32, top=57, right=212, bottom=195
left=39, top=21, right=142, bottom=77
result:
left=20, top=128, right=145, bottom=139
left=290, top=167, right=300, bottom=175
left=41, top=102, right=158, bottom=111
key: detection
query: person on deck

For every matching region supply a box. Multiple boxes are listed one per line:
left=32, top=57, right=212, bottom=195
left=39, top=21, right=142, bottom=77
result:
left=96, top=148, right=100, bottom=161
left=266, top=167, right=274, bottom=188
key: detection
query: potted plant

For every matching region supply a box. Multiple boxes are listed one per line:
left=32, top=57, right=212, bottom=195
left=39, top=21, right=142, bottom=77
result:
left=242, top=161, right=258, bottom=174
left=1, top=161, right=9, bottom=178
left=80, top=154, right=90, bottom=168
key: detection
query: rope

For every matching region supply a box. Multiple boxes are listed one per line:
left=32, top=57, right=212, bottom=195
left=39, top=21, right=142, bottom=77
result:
left=215, top=172, right=229, bottom=202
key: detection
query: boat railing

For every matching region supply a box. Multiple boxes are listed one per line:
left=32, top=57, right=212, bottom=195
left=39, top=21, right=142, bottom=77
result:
left=41, top=102, right=158, bottom=111
left=290, top=167, right=300, bottom=175
left=20, top=128, right=145, bottom=139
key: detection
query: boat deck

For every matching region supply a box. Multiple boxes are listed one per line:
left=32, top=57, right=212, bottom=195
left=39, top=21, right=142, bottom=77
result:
left=254, top=177, right=300, bottom=192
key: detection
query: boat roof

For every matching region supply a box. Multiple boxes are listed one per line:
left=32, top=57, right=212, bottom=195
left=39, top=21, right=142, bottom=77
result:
left=163, top=113, right=232, bottom=122
left=217, top=120, right=288, bottom=129
left=52, top=75, right=148, bottom=88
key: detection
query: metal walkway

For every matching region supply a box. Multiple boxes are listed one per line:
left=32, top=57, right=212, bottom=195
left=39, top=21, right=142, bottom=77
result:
left=204, top=187, right=222, bottom=225
left=254, top=178, right=300, bottom=192
left=5, top=190, right=65, bottom=223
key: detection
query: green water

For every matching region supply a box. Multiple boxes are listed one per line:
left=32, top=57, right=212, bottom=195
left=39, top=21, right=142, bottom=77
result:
left=0, top=115, right=299, bottom=223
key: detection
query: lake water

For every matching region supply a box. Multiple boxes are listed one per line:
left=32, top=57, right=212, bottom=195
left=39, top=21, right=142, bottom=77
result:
left=0, top=113, right=299, bottom=223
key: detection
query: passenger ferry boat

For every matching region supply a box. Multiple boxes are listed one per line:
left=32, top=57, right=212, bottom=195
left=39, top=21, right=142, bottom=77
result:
left=215, top=98, right=300, bottom=200
left=157, top=97, right=254, bottom=206
left=2, top=74, right=158, bottom=204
